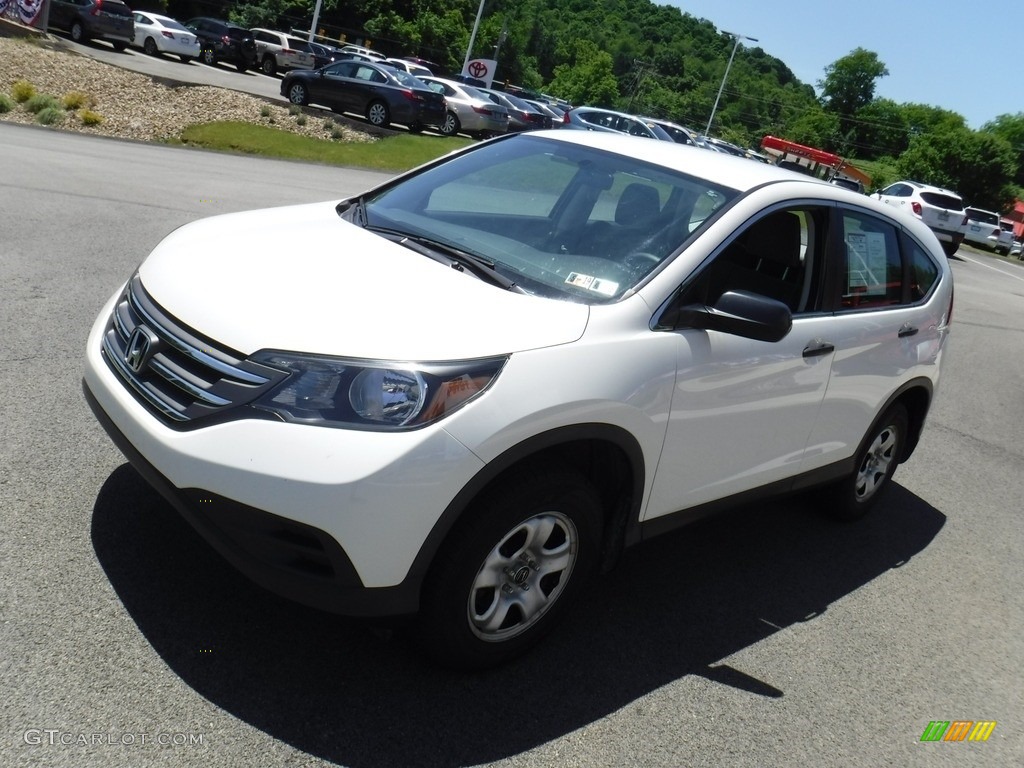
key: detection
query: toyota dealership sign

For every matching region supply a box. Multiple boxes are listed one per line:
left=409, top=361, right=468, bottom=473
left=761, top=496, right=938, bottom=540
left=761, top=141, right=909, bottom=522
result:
left=461, top=58, right=496, bottom=88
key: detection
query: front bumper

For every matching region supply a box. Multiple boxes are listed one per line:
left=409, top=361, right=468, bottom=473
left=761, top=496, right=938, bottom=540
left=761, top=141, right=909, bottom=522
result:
left=84, top=290, right=486, bottom=614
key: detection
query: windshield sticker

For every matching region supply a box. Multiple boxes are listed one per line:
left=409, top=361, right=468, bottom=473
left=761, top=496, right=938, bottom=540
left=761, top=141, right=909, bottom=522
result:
left=565, top=272, right=619, bottom=296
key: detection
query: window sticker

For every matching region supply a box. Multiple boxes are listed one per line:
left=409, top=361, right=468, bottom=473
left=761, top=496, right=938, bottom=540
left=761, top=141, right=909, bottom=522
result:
left=846, top=231, right=888, bottom=295
left=565, top=272, right=619, bottom=297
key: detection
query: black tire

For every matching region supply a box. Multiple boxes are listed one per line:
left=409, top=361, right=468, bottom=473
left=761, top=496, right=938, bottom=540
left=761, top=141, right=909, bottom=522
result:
left=143, top=37, right=158, bottom=56
left=941, top=241, right=958, bottom=257
left=408, top=121, right=424, bottom=134
left=366, top=100, right=390, bottom=128
left=819, top=403, right=908, bottom=521
left=236, top=63, right=248, bottom=73
left=417, top=467, right=603, bottom=670
left=201, top=47, right=216, bottom=66
left=261, top=56, right=276, bottom=76
left=286, top=82, right=309, bottom=106
left=112, top=40, right=128, bottom=52
left=70, top=21, right=87, bottom=43
left=439, top=111, right=460, bottom=137
left=180, top=55, right=192, bottom=64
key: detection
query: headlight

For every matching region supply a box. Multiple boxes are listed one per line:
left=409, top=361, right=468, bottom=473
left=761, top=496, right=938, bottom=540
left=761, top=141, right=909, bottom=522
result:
left=250, top=352, right=506, bottom=430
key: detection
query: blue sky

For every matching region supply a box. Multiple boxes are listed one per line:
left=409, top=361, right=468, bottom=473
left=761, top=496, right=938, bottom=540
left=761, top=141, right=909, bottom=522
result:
left=668, top=0, right=1022, bottom=129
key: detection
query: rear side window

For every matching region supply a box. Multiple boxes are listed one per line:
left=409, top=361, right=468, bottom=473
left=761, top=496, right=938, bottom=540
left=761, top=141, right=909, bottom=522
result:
left=908, top=240, right=940, bottom=302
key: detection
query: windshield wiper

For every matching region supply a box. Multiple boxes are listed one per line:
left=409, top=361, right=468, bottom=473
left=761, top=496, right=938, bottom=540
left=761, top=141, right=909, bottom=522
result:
left=367, top=226, right=525, bottom=293
left=336, top=196, right=367, bottom=227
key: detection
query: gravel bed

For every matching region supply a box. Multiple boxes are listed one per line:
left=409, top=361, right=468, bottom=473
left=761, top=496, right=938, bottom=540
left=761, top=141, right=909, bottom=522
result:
left=0, top=34, right=376, bottom=143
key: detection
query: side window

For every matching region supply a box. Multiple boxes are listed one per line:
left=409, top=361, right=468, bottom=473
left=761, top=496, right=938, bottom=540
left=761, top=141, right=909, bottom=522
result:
left=908, top=239, right=940, bottom=301
left=682, top=207, right=824, bottom=314
left=839, top=211, right=902, bottom=309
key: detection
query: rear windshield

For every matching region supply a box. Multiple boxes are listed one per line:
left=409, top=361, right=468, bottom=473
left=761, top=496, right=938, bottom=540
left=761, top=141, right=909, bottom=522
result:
left=921, top=192, right=964, bottom=210
left=966, top=208, right=999, bottom=225
left=100, top=2, right=132, bottom=16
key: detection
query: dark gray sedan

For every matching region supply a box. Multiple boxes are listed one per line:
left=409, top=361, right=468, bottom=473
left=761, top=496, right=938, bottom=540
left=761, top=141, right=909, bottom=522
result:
left=281, top=60, right=446, bottom=132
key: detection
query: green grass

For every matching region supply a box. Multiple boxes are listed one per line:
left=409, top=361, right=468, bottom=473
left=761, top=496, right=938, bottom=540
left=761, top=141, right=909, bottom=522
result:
left=177, top=121, right=473, bottom=172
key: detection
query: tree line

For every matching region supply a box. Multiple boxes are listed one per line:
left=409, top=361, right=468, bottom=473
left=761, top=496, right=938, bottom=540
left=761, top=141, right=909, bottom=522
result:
left=152, top=0, right=1023, bottom=212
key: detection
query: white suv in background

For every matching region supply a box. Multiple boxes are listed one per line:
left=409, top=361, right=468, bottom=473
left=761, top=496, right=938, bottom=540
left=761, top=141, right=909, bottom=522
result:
left=874, top=180, right=968, bottom=256
left=963, top=207, right=1011, bottom=253
left=250, top=28, right=315, bottom=75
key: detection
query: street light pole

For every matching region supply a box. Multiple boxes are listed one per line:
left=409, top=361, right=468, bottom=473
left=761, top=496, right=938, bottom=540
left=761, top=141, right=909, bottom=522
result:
left=705, top=31, right=757, bottom=136
left=462, top=0, right=487, bottom=75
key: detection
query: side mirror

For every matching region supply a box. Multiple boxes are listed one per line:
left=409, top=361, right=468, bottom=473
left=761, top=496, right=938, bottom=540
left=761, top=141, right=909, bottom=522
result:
left=674, top=290, right=792, bottom=342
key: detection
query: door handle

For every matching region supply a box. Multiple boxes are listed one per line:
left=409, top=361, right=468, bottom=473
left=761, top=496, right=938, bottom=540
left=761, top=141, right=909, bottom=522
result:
left=802, top=341, right=835, bottom=358
left=898, top=324, right=919, bottom=338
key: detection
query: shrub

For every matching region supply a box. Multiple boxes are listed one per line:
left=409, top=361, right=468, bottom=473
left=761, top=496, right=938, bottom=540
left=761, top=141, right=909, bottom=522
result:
left=296, top=114, right=307, bottom=126
left=288, top=104, right=300, bottom=116
left=79, top=109, right=104, bottom=126
left=25, top=93, right=62, bottom=114
left=35, top=106, right=64, bottom=126
left=62, top=91, right=93, bottom=110
left=330, top=126, right=345, bottom=140
left=0, top=94, right=14, bottom=114
left=323, top=118, right=334, bottom=130
left=11, top=80, right=36, bottom=103
left=260, top=105, right=271, bottom=117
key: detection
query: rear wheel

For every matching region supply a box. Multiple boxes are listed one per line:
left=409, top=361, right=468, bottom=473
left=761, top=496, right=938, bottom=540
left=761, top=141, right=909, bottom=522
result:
left=439, top=111, right=461, bottom=137
left=201, top=47, right=216, bottom=66
left=941, top=241, right=959, bottom=257
left=417, top=467, right=603, bottom=670
left=70, top=21, right=87, bottom=43
left=179, top=55, right=192, bottom=64
left=819, top=403, right=908, bottom=521
left=408, top=122, right=424, bottom=134
left=261, top=56, right=276, bottom=76
left=236, top=62, right=248, bottom=73
left=366, top=100, right=390, bottom=128
left=143, top=37, right=158, bottom=56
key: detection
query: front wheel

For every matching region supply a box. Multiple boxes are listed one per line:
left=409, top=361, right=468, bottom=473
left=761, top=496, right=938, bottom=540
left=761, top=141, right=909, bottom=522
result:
left=941, top=240, right=959, bottom=257
left=70, top=21, right=87, bottom=43
left=819, top=403, right=908, bottom=521
left=286, top=82, right=309, bottom=106
left=366, top=100, right=390, bottom=128
left=200, top=47, right=216, bottom=66
left=112, top=40, right=128, bottom=52
left=417, top=467, right=603, bottom=669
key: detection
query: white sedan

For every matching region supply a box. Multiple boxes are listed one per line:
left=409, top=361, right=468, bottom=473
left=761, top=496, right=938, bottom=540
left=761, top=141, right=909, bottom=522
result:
left=131, top=12, right=201, bottom=63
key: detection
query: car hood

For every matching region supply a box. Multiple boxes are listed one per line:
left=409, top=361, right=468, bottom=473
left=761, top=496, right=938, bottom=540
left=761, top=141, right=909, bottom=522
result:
left=137, top=201, right=589, bottom=360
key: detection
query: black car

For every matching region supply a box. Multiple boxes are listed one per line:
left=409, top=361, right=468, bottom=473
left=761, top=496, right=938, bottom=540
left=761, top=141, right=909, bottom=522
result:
left=281, top=60, right=446, bottom=132
left=307, top=41, right=343, bottom=70
left=48, top=0, right=134, bottom=50
left=185, top=17, right=258, bottom=72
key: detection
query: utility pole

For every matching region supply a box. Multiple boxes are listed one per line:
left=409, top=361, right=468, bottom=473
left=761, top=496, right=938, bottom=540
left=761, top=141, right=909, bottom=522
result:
left=705, top=31, right=757, bottom=136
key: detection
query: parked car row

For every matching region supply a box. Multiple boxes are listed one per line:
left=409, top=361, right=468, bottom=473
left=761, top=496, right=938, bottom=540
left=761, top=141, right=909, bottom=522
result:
left=872, top=181, right=1020, bottom=258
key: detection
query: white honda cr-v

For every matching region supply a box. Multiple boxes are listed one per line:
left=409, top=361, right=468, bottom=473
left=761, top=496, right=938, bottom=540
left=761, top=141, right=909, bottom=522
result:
left=84, top=131, right=953, bottom=668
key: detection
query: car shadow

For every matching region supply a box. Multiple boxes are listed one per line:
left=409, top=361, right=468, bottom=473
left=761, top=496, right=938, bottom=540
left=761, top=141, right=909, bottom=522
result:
left=91, top=464, right=944, bottom=767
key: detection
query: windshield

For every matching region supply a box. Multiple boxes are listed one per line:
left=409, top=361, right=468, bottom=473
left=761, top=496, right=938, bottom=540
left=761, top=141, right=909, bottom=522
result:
left=358, top=135, right=736, bottom=303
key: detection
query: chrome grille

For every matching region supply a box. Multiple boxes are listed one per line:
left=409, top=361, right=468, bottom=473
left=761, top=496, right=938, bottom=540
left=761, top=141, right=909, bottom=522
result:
left=101, top=274, right=286, bottom=426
